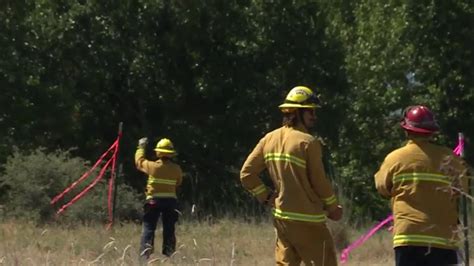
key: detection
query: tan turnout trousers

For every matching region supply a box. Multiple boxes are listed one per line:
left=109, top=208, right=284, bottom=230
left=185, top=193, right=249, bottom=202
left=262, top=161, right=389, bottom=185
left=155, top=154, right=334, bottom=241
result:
left=274, top=219, right=337, bottom=266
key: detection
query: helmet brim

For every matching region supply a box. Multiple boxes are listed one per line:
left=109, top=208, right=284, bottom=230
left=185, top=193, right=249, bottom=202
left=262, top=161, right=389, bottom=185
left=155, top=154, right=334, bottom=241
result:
left=278, top=103, right=318, bottom=109
left=154, top=148, right=177, bottom=154
left=400, top=122, right=438, bottom=134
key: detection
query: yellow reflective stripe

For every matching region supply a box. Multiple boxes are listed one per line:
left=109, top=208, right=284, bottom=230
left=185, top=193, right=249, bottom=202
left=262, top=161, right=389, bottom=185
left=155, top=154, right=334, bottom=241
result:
left=148, top=177, right=177, bottom=185
left=264, top=153, right=306, bottom=168
left=146, top=193, right=176, bottom=199
left=393, top=173, right=451, bottom=185
left=135, top=148, right=145, bottom=156
left=322, top=195, right=337, bottom=205
left=250, top=184, right=266, bottom=196
left=272, top=208, right=326, bottom=223
left=393, top=234, right=458, bottom=247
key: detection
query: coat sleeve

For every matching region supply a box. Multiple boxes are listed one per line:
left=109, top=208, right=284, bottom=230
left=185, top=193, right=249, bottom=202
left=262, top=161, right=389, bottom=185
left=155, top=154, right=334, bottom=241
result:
left=176, top=165, right=183, bottom=187
left=374, top=156, right=394, bottom=198
left=306, top=139, right=338, bottom=212
left=240, top=138, right=271, bottom=203
left=135, top=147, right=154, bottom=175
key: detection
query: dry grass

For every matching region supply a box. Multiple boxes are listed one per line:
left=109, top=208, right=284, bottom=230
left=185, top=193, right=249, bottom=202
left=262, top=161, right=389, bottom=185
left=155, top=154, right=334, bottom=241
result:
left=0, top=218, right=274, bottom=265
left=338, top=224, right=393, bottom=266
left=0, top=217, right=469, bottom=265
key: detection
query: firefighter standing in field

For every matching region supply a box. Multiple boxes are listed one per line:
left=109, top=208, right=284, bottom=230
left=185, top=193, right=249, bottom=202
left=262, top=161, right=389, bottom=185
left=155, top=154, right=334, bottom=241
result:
left=240, top=86, right=343, bottom=266
left=374, top=105, right=469, bottom=266
left=135, top=137, right=183, bottom=259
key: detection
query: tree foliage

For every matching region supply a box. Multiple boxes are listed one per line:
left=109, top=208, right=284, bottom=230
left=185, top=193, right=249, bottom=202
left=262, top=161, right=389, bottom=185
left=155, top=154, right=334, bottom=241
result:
left=1, top=0, right=472, bottom=222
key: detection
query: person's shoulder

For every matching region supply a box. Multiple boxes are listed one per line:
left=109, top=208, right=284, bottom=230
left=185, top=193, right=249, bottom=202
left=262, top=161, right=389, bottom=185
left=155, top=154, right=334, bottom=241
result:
left=291, top=131, right=319, bottom=150
left=167, top=160, right=183, bottom=170
left=431, top=143, right=463, bottom=164
left=301, top=132, right=318, bottom=145
left=168, top=160, right=181, bottom=166
left=431, top=142, right=453, bottom=154
left=288, top=127, right=314, bottom=141
left=262, top=126, right=286, bottom=141
left=383, top=145, right=408, bottom=161
left=174, top=162, right=184, bottom=172
left=265, top=126, right=315, bottom=143
left=266, top=126, right=284, bottom=135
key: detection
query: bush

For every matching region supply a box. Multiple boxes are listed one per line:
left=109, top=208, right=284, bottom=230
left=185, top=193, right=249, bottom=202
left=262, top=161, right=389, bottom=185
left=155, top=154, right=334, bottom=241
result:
left=0, top=147, right=141, bottom=224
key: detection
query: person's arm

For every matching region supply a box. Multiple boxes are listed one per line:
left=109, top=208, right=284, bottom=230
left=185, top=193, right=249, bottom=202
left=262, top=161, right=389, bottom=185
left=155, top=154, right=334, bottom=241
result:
left=374, top=157, right=394, bottom=198
left=306, top=140, right=342, bottom=220
left=135, top=137, right=154, bottom=175
left=176, top=165, right=183, bottom=187
left=240, top=138, right=272, bottom=204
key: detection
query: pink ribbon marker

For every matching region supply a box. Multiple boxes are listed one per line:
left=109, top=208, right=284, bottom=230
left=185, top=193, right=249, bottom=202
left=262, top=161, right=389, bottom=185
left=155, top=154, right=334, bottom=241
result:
left=453, top=133, right=464, bottom=156
left=340, top=215, right=393, bottom=264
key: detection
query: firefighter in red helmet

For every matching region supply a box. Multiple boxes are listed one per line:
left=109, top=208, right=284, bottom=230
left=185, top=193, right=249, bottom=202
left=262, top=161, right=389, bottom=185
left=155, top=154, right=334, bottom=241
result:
left=400, top=105, right=440, bottom=135
left=375, top=105, right=469, bottom=266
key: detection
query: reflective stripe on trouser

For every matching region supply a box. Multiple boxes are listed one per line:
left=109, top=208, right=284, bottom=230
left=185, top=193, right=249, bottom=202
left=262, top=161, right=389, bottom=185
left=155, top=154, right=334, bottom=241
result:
left=273, top=219, right=337, bottom=266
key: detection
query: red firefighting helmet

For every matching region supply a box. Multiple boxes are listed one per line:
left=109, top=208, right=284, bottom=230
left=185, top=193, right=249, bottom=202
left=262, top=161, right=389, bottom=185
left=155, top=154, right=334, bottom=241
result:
left=400, top=105, right=439, bottom=134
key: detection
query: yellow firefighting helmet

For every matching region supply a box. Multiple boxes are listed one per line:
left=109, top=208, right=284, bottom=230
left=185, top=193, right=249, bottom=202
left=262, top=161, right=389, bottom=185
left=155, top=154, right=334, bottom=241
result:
left=154, top=138, right=177, bottom=157
left=278, top=86, right=321, bottom=113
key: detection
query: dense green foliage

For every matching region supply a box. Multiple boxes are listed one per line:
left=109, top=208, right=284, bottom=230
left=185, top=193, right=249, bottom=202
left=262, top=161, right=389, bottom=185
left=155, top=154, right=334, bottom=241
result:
left=1, top=0, right=473, bottom=222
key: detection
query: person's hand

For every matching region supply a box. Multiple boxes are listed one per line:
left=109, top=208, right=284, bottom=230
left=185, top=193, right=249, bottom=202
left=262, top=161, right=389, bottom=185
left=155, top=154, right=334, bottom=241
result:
left=138, top=137, right=148, bottom=149
left=327, top=205, right=343, bottom=221
left=263, top=191, right=277, bottom=208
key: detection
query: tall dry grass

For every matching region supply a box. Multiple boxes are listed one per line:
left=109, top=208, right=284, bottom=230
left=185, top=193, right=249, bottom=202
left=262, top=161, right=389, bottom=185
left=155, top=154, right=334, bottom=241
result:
left=1, top=217, right=469, bottom=265
left=1, top=218, right=275, bottom=265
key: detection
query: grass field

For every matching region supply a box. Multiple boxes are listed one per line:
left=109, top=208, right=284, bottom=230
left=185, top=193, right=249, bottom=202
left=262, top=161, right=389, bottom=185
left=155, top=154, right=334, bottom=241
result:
left=0, top=216, right=403, bottom=265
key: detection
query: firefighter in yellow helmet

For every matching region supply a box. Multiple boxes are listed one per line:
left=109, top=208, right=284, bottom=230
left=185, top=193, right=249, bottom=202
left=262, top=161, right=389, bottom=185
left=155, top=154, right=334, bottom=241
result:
left=374, top=105, right=469, bottom=266
left=135, top=137, right=183, bottom=260
left=240, top=86, right=343, bottom=266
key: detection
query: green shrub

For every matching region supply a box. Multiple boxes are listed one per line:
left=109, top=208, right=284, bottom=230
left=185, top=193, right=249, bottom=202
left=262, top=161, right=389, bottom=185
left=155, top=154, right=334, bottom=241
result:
left=0, top=147, right=141, bottom=224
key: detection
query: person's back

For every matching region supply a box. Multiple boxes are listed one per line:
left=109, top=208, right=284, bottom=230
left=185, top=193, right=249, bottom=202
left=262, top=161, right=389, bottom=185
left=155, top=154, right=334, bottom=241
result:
left=376, top=137, right=465, bottom=249
left=137, top=157, right=182, bottom=200
left=240, top=86, right=342, bottom=266
left=374, top=105, right=468, bottom=266
left=260, top=126, right=336, bottom=222
left=135, top=137, right=183, bottom=260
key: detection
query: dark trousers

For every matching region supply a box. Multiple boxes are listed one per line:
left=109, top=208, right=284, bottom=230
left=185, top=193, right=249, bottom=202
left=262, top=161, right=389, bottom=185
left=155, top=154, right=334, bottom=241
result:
left=395, top=246, right=459, bottom=266
left=139, top=198, right=178, bottom=258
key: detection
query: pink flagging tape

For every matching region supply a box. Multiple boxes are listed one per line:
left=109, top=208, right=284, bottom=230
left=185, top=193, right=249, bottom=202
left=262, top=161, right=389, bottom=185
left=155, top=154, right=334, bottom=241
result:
left=340, top=136, right=465, bottom=263
left=52, top=133, right=122, bottom=221
left=340, top=215, right=393, bottom=264
left=453, top=136, right=464, bottom=156
left=50, top=140, right=118, bottom=205
left=56, top=156, right=115, bottom=216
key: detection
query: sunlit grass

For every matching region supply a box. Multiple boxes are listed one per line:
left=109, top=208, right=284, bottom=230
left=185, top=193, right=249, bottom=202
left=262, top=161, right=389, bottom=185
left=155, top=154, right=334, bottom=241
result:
left=1, top=217, right=471, bottom=265
left=0, top=217, right=275, bottom=265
